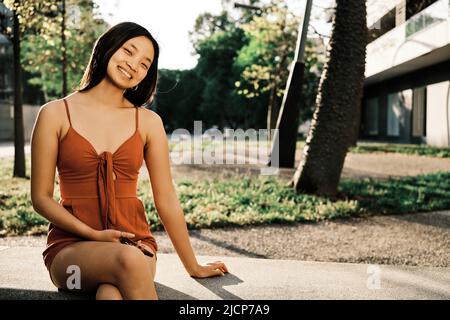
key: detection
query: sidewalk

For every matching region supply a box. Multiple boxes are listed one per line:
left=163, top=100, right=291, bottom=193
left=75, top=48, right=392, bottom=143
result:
left=0, top=246, right=449, bottom=300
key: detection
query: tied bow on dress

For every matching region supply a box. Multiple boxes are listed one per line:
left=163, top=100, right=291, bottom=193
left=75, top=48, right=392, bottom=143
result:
left=97, top=152, right=117, bottom=229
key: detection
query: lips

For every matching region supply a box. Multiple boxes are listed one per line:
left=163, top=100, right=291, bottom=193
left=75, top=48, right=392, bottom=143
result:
left=117, top=66, right=132, bottom=80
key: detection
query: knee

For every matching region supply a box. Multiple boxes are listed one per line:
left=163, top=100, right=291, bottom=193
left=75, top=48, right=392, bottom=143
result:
left=114, top=246, right=149, bottom=279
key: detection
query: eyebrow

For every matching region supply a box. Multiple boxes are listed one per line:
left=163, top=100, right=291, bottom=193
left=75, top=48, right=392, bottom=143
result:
left=130, top=44, right=153, bottom=64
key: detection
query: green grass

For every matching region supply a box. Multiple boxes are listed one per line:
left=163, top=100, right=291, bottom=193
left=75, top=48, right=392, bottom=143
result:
left=349, top=142, right=450, bottom=158
left=1, top=156, right=449, bottom=236
left=338, top=172, right=450, bottom=214
left=0, top=157, right=49, bottom=236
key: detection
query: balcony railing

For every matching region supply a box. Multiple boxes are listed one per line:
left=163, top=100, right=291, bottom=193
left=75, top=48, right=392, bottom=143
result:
left=365, top=0, right=450, bottom=79
left=405, top=0, right=449, bottom=38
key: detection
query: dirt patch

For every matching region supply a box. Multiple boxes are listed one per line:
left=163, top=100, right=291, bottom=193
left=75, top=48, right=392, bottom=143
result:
left=162, top=152, right=450, bottom=183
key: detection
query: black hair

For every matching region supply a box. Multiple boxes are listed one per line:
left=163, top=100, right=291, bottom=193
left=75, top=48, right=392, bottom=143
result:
left=77, top=22, right=159, bottom=106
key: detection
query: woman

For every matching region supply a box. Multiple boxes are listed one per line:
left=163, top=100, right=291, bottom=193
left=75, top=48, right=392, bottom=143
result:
left=30, top=22, right=228, bottom=300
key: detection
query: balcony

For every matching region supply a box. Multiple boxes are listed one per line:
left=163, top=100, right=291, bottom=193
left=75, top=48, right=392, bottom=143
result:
left=365, top=0, right=450, bottom=84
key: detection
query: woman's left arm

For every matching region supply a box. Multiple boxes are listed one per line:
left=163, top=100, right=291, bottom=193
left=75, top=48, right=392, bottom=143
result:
left=142, top=110, right=228, bottom=278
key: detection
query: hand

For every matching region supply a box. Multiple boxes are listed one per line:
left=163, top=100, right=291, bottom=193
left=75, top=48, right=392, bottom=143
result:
left=91, top=229, right=135, bottom=243
left=188, top=261, right=229, bottom=278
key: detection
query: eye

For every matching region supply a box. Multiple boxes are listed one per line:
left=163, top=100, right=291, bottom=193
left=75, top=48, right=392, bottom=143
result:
left=123, top=48, right=131, bottom=55
left=141, top=63, right=148, bottom=70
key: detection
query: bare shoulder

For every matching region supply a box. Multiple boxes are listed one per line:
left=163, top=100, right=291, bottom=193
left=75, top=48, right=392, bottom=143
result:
left=138, top=107, right=166, bottom=150
left=39, top=99, right=64, bottom=116
left=34, top=99, right=68, bottom=139
left=139, top=107, right=164, bottom=133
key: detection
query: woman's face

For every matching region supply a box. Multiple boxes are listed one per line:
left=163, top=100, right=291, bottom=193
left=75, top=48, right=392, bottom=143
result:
left=106, top=35, right=155, bottom=90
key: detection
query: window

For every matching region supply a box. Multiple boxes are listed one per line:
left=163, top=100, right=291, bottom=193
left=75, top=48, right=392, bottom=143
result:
left=368, top=8, right=396, bottom=44
left=387, top=93, right=401, bottom=136
left=364, top=97, right=379, bottom=135
left=412, top=87, right=427, bottom=137
left=405, top=0, right=446, bottom=37
left=406, top=0, right=440, bottom=20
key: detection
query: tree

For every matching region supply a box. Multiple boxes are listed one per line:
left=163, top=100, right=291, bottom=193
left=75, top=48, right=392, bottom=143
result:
left=235, top=0, right=299, bottom=139
left=155, top=69, right=205, bottom=132
left=182, top=0, right=323, bottom=132
left=290, top=0, right=367, bottom=197
left=1, top=0, right=107, bottom=178
left=9, top=0, right=108, bottom=100
left=191, top=10, right=250, bottom=130
left=0, top=0, right=26, bottom=178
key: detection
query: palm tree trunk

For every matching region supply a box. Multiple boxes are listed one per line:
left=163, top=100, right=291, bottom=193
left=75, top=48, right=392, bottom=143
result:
left=291, top=0, right=367, bottom=197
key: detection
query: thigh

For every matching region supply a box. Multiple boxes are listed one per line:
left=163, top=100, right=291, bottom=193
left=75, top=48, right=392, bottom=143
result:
left=49, top=241, right=146, bottom=292
left=142, top=245, right=157, bottom=280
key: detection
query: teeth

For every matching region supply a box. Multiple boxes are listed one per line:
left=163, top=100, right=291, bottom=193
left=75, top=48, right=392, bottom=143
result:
left=118, top=66, right=132, bottom=79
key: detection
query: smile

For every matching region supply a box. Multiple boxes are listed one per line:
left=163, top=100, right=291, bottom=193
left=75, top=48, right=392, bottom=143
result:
left=117, top=66, right=132, bottom=80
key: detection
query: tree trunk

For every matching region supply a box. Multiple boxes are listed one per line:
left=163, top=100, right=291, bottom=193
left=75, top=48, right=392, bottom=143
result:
left=291, top=0, right=367, bottom=197
left=61, top=0, right=67, bottom=96
left=12, top=1, right=26, bottom=178
left=348, top=99, right=363, bottom=147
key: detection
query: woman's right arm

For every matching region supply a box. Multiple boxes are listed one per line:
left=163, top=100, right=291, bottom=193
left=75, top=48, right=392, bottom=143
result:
left=30, top=100, right=97, bottom=239
left=30, top=100, right=134, bottom=242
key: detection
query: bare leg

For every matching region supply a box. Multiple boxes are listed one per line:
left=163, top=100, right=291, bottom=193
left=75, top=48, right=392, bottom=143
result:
left=96, top=283, right=123, bottom=300
left=50, top=241, right=158, bottom=300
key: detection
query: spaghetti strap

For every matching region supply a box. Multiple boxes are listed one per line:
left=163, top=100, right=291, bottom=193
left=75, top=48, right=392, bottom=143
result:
left=135, top=106, right=139, bottom=132
left=63, top=99, right=72, bottom=127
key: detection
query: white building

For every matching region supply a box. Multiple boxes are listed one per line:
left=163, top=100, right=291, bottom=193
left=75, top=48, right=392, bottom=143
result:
left=361, top=0, right=450, bottom=146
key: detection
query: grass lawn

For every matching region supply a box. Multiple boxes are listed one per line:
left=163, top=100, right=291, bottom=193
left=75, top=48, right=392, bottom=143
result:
left=349, top=142, right=450, bottom=158
left=1, top=156, right=449, bottom=236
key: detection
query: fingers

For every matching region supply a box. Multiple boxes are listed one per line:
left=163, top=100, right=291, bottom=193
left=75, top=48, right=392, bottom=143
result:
left=191, top=263, right=227, bottom=278
left=206, top=261, right=229, bottom=273
left=117, top=230, right=135, bottom=238
left=203, top=265, right=224, bottom=277
left=213, top=269, right=225, bottom=277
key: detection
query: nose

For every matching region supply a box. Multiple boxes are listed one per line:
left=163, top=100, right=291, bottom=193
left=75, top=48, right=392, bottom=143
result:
left=126, top=61, right=137, bottom=72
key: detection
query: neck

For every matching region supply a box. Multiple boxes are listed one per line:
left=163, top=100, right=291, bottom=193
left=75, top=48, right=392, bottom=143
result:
left=80, top=77, right=133, bottom=109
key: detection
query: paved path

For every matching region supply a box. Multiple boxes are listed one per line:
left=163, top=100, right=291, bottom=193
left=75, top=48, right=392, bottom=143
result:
left=0, top=246, right=449, bottom=300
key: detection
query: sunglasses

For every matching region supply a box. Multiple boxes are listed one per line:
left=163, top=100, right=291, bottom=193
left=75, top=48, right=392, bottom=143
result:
left=119, top=237, right=154, bottom=258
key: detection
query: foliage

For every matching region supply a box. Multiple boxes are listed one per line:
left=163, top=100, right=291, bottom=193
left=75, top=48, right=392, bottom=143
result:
left=234, top=1, right=298, bottom=100
left=350, top=143, right=450, bottom=158
left=184, top=0, right=326, bottom=131
left=155, top=68, right=205, bottom=132
left=4, top=0, right=108, bottom=100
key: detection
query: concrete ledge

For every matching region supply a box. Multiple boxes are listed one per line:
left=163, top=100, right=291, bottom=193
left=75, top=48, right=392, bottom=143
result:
left=0, top=246, right=449, bottom=300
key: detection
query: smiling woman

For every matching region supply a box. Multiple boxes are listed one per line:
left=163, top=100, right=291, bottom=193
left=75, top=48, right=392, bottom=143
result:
left=77, top=22, right=159, bottom=107
left=30, top=21, right=228, bottom=301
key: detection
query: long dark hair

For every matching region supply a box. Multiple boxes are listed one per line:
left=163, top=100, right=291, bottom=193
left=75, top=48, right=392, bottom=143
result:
left=77, top=22, right=159, bottom=106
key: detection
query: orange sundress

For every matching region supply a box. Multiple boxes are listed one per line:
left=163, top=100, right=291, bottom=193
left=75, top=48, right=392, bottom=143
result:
left=42, top=98, right=158, bottom=274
